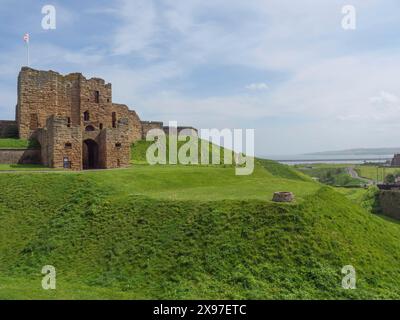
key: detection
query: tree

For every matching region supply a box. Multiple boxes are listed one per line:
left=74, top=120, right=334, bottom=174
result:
left=385, top=173, right=395, bottom=184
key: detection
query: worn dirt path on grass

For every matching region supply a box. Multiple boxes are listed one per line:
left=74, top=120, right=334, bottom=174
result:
left=346, top=166, right=374, bottom=185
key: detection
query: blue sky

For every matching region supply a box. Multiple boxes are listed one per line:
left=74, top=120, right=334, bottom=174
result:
left=1, top=0, right=400, bottom=155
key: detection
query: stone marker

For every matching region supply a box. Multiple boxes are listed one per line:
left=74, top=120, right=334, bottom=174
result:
left=272, top=192, right=294, bottom=203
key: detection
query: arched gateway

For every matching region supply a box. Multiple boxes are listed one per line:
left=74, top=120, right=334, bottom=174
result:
left=82, top=139, right=99, bottom=170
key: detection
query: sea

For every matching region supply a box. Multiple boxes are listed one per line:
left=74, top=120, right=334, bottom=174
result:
left=262, top=154, right=393, bottom=166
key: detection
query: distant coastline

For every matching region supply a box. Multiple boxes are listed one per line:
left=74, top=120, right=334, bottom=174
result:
left=262, top=153, right=393, bottom=166
left=304, top=147, right=400, bottom=156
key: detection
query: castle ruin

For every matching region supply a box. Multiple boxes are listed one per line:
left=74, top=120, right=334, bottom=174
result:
left=0, top=67, right=195, bottom=170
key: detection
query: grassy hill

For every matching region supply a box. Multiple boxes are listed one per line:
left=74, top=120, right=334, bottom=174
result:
left=0, top=143, right=400, bottom=299
left=131, top=139, right=235, bottom=165
left=0, top=138, right=41, bottom=149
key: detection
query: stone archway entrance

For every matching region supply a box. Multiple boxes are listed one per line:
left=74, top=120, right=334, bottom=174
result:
left=82, top=139, right=99, bottom=170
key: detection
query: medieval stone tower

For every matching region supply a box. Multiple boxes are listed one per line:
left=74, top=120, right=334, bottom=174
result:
left=16, top=67, right=152, bottom=170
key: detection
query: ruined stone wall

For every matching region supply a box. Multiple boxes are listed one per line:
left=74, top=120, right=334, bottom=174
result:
left=128, top=110, right=143, bottom=143
left=0, top=120, right=18, bottom=138
left=99, top=119, right=130, bottom=169
left=141, top=121, right=164, bottom=139
left=37, top=128, right=49, bottom=167
left=379, top=190, right=400, bottom=220
left=110, top=104, right=142, bottom=143
left=17, top=67, right=81, bottom=139
left=42, top=116, right=82, bottom=170
left=79, top=77, right=112, bottom=128
left=65, top=73, right=81, bottom=126
left=78, top=78, right=141, bottom=141
left=163, top=126, right=198, bottom=136
left=0, top=149, right=41, bottom=164
left=13, top=67, right=196, bottom=170
left=40, top=115, right=129, bottom=170
left=17, top=67, right=144, bottom=142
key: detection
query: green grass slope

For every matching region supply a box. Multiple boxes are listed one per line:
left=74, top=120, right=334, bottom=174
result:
left=0, top=144, right=400, bottom=299
left=0, top=138, right=39, bottom=149
left=131, top=139, right=234, bottom=165
left=0, top=164, right=49, bottom=171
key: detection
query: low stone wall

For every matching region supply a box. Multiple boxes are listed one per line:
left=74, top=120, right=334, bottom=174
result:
left=0, top=120, right=18, bottom=138
left=379, top=190, right=400, bottom=220
left=141, top=121, right=164, bottom=139
left=163, top=126, right=198, bottom=136
left=0, top=149, right=41, bottom=164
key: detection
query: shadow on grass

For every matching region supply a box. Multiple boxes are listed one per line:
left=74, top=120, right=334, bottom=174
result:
left=10, top=164, right=46, bottom=169
left=0, top=164, right=49, bottom=171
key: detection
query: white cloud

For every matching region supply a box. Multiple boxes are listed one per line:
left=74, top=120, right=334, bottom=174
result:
left=111, top=0, right=158, bottom=57
left=245, top=83, right=269, bottom=91
left=370, top=91, right=400, bottom=105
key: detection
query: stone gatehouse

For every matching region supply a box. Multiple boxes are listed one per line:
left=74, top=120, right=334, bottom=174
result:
left=0, top=67, right=195, bottom=170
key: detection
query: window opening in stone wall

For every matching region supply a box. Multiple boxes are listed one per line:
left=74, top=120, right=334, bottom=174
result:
left=65, top=142, right=72, bottom=149
left=67, top=117, right=71, bottom=127
left=84, top=111, right=90, bottom=121
left=95, top=91, right=100, bottom=103
left=112, top=112, right=117, bottom=128
left=99, top=123, right=103, bottom=130
left=115, top=143, right=121, bottom=148
left=85, top=125, right=95, bottom=132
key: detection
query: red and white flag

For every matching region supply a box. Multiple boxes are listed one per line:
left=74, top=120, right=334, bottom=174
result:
left=23, top=33, right=29, bottom=43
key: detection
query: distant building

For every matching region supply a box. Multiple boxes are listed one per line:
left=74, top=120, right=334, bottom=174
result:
left=391, top=154, right=400, bottom=167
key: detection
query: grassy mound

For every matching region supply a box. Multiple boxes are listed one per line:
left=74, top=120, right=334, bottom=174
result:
left=131, top=139, right=234, bottom=165
left=0, top=138, right=40, bottom=149
left=257, top=159, right=311, bottom=182
left=0, top=159, right=400, bottom=299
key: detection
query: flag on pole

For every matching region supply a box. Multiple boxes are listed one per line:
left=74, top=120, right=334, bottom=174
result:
left=23, top=33, right=30, bottom=66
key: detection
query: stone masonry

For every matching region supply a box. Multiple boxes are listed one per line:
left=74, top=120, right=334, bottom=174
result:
left=5, top=67, right=193, bottom=170
left=0, top=67, right=195, bottom=170
left=272, top=192, right=295, bottom=203
left=0, top=120, right=18, bottom=138
left=14, top=67, right=148, bottom=170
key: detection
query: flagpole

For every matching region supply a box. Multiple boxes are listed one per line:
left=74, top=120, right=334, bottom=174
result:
left=27, top=39, right=30, bottom=67
left=24, top=33, right=30, bottom=67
